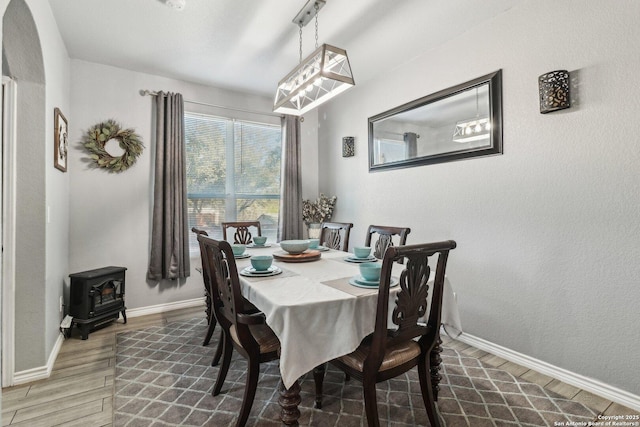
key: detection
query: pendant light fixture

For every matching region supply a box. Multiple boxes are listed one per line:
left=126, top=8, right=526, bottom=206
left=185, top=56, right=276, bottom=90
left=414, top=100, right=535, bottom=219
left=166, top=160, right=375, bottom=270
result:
left=273, top=0, right=355, bottom=116
left=452, top=87, right=490, bottom=143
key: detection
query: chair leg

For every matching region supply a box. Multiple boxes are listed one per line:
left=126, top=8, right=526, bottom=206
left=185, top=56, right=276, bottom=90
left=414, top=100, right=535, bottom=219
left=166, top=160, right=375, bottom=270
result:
left=362, top=378, right=381, bottom=427
left=211, top=329, right=224, bottom=366
left=313, top=363, right=326, bottom=409
left=236, top=358, right=260, bottom=427
left=418, top=356, right=441, bottom=427
left=203, top=316, right=216, bottom=346
left=213, top=334, right=233, bottom=396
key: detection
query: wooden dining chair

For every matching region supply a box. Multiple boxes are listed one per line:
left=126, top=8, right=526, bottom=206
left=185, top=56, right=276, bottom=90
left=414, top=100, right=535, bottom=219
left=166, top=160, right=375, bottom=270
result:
left=192, top=227, right=228, bottom=369
left=221, top=221, right=262, bottom=244
left=365, top=224, right=411, bottom=260
left=318, top=240, right=456, bottom=427
left=198, top=234, right=280, bottom=427
left=320, top=221, right=353, bottom=251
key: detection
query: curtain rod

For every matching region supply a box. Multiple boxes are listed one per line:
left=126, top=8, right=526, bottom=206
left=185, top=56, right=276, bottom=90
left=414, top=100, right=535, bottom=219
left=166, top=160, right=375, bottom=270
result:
left=139, top=90, right=283, bottom=118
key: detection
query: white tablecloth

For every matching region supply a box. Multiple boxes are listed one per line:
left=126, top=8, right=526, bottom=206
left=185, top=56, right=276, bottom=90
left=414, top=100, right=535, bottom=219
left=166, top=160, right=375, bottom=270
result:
left=236, top=246, right=461, bottom=389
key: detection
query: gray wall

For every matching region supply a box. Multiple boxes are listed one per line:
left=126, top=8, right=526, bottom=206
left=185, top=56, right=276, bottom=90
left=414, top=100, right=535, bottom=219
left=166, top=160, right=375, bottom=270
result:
left=1, top=0, right=70, bottom=374
left=317, top=1, right=640, bottom=396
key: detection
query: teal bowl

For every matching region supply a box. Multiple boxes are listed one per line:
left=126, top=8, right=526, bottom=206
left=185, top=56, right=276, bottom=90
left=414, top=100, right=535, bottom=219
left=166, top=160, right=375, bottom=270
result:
left=231, top=244, right=246, bottom=256
left=250, top=255, right=273, bottom=271
left=353, top=246, right=371, bottom=258
left=280, top=240, right=310, bottom=254
left=308, top=238, right=320, bottom=249
left=359, top=262, right=382, bottom=281
left=253, top=236, right=267, bottom=246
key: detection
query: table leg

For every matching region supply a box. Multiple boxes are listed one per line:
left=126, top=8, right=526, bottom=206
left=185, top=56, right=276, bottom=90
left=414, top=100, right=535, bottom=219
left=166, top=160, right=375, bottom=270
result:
left=430, top=333, right=443, bottom=401
left=278, top=378, right=301, bottom=426
left=313, top=363, right=326, bottom=409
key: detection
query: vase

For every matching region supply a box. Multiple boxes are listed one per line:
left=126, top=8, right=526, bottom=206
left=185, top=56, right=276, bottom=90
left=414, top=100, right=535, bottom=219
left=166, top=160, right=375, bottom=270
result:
left=307, top=223, right=322, bottom=239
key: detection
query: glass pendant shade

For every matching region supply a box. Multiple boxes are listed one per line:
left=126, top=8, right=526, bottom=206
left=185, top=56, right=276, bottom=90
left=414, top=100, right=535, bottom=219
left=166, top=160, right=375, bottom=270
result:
left=273, top=44, right=355, bottom=116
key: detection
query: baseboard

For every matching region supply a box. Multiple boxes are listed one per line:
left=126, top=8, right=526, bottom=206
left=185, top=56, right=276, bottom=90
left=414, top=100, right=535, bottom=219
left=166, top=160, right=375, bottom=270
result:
left=13, top=332, right=65, bottom=386
left=125, top=297, right=205, bottom=318
left=11, top=298, right=204, bottom=386
left=456, top=332, right=640, bottom=412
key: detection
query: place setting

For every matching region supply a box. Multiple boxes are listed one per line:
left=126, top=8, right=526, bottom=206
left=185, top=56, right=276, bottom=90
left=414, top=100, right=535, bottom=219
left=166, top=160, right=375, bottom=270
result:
left=272, top=240, right=322, bottom=262
left=349, top=261, right=398, bottom=289
left=246, top=236, right=272, bottom=248
left=231, top=244, right=251, bottom=259
left=344, top=246, right=377, bottom=263
left=240, top=255, right=282, bottom=277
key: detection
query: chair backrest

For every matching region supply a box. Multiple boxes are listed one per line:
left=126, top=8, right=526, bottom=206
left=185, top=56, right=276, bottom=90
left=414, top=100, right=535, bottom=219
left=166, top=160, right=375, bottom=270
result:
left=320, top=222, right=353, bottom=251
left=221, top=221, right=262, bottom=244
left=192, top=227, right=210, bottom=283
left=368, top=240, right=456, bottom=370
left=197, top=234, right=253, bottom=344
left=364, top=225, right=411, bottom=259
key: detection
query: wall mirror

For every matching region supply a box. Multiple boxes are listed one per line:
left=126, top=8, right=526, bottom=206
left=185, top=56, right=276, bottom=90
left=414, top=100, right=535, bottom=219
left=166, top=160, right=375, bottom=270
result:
left=369, top=70, right=502, bottom=171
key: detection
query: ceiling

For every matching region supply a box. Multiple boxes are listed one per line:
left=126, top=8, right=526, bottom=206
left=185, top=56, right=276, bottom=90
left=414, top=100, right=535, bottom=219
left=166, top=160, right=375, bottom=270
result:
left=48, top=0, right=522, bottom=98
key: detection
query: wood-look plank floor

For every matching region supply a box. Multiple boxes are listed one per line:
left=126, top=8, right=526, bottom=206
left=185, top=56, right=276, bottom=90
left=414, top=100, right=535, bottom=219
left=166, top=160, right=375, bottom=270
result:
left=2, top=305, right=637, bottom=426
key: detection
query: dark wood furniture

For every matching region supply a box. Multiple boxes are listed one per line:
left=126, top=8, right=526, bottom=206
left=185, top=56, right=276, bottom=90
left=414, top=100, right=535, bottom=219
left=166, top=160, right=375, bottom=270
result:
left=192, top=227, right=224, bottom=366
left=198, top=234, right=280, bottom=427
left=69, top=266, right=127, bottom=340
left=364, top=224, right=411, bottom=260
left=320, top=221, right=353, bottom=251
left=221, top=221, right=262, bottom=244
left=318, top=240, right=456, bottom=427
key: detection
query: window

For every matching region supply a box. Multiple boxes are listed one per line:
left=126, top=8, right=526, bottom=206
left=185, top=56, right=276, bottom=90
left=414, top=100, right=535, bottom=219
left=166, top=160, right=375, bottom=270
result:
left=185, top=112, right=282, bottom=252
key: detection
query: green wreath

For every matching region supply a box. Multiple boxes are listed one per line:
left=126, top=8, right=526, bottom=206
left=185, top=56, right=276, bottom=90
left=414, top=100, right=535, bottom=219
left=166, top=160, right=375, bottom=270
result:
left=82, top=120, right=143, bottom=172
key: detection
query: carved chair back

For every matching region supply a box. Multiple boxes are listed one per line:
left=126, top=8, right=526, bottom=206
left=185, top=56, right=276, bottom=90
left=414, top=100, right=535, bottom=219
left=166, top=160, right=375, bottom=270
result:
left=364, top=225, right=411, bottom=260
left=198, top=234, right=254, bottom=349
left=222, top=221, right=262, bottom=244
left=370, top=241, right=456, bottom=368
left=320, top=222, right=353, bottom=251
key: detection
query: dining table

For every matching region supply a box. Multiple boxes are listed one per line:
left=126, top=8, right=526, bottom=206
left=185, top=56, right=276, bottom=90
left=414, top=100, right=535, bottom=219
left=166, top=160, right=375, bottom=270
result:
left=233, top=243, right=462, bottom=425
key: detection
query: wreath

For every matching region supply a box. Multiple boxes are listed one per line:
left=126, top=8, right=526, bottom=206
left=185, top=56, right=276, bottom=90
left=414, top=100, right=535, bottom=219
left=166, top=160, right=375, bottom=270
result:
left=82, top=120, right=144, bottom=172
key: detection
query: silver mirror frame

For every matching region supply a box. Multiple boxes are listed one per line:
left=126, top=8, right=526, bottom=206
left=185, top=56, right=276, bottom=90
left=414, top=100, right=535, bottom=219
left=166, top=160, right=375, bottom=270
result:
left=368, top=70, right=503, bottom=172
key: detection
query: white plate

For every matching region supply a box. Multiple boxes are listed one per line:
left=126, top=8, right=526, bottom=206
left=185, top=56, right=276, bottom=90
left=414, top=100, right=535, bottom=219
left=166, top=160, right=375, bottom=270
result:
left=344, top=255, right=377, bottom=263
left=240, top=266, right=282, bottom=277
left=247, top=243, right=272, bottom=248
left=348, top=276, right=398, bottom=289
left=234, top=253, right=251, bottom=259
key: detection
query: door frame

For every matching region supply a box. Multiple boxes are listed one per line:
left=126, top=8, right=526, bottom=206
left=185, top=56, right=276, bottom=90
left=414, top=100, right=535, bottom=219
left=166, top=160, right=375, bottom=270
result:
left=2, top=75, right=17, bottom=387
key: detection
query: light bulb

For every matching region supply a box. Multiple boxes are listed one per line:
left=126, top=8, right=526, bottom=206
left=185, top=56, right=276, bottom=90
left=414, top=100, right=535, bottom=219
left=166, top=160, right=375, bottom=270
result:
left=474, top=123, right=482, bottom=132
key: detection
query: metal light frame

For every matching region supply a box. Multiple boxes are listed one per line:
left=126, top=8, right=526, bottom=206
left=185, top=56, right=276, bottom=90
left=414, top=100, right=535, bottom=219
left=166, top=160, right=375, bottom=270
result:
left=273, top=0, right=355, bottom=115
left=452, top=87, right=490, bottom=143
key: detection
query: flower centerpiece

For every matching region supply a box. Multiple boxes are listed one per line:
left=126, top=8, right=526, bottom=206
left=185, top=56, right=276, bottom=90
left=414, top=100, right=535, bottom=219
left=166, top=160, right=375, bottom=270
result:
left=302, top=194, right=337, bottom=238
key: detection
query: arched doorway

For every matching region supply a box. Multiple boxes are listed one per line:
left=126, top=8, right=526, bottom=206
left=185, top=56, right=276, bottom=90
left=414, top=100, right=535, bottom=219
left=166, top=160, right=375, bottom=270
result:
left=2, top=0, right=46, bottom=387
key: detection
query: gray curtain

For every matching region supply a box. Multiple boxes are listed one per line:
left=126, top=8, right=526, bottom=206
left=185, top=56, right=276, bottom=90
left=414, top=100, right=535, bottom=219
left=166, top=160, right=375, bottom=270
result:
left=147, top=92, right=190, bottom=280
left=404, top=132, right=418, bottom=158
left=278, top=115, right=303, bottom=241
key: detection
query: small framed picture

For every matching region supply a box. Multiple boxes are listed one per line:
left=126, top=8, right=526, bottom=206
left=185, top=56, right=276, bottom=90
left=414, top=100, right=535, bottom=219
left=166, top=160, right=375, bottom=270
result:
left=342, top=136, right=354, bottom=157
left=54, top=108, right=68, bottom=172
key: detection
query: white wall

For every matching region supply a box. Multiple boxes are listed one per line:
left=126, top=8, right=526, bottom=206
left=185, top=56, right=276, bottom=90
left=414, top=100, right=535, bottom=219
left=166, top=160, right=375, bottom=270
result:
left=69, top=60, right=319, bottom=310
left=318, top=0, right=640, bottom=397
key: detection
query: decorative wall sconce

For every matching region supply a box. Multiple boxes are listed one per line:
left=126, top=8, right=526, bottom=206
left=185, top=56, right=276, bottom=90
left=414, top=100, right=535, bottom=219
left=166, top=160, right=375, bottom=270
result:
left=538, top=70, right=570, bottom=114
left=342, top=136, right=354, bottom=157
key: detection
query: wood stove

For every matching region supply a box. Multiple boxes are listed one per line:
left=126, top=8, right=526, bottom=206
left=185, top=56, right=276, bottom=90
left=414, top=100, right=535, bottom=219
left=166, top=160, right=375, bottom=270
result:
left=69, top=266, right=127, bottom=339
